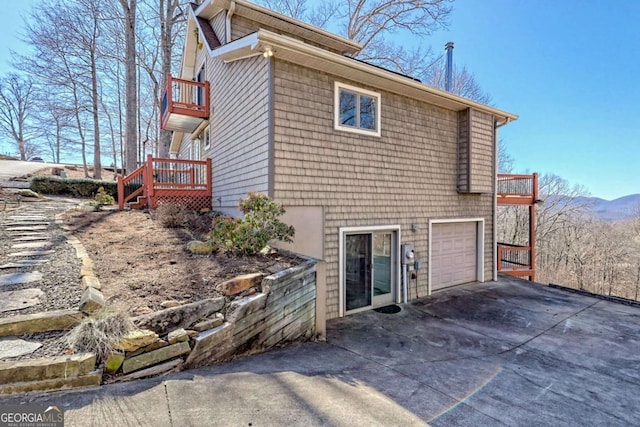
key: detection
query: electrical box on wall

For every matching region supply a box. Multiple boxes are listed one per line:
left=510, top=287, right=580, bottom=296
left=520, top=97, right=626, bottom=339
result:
left=401, top=244, right=414, bottom=265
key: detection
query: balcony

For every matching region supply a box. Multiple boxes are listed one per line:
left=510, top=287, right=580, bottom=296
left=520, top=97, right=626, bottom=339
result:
left=497, top=173, right=538, bottom=205
left=160, top=74, right=209, bottom=133
left=497, top=243, right=534, bottom=278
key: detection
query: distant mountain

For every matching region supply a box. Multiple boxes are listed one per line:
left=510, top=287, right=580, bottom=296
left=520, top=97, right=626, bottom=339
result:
left=544, top=194, right=640, bottom=222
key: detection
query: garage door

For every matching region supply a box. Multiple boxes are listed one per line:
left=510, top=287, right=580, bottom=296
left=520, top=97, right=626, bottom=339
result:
left=431, top=222, right=478, bottom=291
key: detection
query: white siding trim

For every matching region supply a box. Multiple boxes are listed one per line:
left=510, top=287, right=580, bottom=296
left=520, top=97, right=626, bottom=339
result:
left=338, top=225, right=401, bottom=317
left=427, top=218, right=485, bottom=295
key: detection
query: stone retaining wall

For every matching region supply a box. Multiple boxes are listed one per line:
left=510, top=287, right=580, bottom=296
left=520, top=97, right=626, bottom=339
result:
left=0, top=258, right=317, bottom=393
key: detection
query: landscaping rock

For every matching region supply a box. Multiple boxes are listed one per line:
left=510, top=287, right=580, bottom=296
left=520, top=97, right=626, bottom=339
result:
left=0, top=369, right=102, bottom=395
left=167, top=328, right=189, bottom=345
left=0, top=310, right=83, bottom=337
left=0, top=338, right=42, bottom=359
left=185, top=329, right=199, bottom=338
left=126, top=339, right=168, bottom=357
left=226, top=293, right=268, bottom=323
left=79, top=266, right=93, bottom=278
left=133, top=297, right=225, bottom=335
left=104, top=352, right=125, bottom=373
left=0, top=288, right=44, bottom=313
left=192, top=313, right=224, bottom=332
left=184, top=323, right=234, bottom=368
left=79, top=287, right=105, bottom=314
left=114, top=330, right=159, bottom=352
left=81, top=276, right=101, bottom=290
left=216, top=273, right=265, bottom=296
left=0, top=353, right=96, bottom=384
left=121, top=341, right=190, bottom=374
left=160, top=300, right=182, bottom=309
left=115, top=359, right=182, bottom=383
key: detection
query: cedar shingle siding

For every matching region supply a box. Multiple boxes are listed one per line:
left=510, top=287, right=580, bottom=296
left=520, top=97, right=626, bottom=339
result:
left=272, top=60, right=494, bottom=319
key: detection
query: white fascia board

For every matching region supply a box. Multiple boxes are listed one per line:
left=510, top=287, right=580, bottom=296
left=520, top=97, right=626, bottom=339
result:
left=209, top=32, right=261, bottom=62
left=256, top=30, right=518, bottom=124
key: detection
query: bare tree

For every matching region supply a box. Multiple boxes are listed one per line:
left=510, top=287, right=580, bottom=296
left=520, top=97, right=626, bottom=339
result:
left=0, top=73, right=36, bottom=160
left=119, top=0, right=139, bottom=173
left=426, top=61, right=492, bottom=104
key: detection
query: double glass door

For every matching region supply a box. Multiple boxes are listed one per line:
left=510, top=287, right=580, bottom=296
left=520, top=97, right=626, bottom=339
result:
left=345, top=231, right=395, bottom=313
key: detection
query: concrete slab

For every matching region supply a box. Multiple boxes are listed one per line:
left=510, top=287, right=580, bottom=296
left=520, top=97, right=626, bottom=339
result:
left=8, top=250, right=55, bottom=257
left=0, top=288, right=44, bottom=313
left=0, top=271, right=43, bottom=287
left=10, top=241, right=53, bottom=250
left=166, top=371, right=426, bottom=426
left=0, top=338, right=42, bottom=359
left=0, top=278, right=637, bottom=427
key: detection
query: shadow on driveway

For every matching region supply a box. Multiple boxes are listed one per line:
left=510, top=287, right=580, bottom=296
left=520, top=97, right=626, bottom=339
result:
left=2, top=277, right=639, bottom=426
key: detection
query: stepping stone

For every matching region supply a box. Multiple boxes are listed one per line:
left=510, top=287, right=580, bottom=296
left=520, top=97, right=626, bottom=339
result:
left=0, top=260, right=49, bottom=269
left=0, top=338, right=42, bottom=359
left=5, top=226, right=48, bottom=232
left=6, top=231, right=49, bottom=237
left=4, top=222, right=50, bottom=227
left=8, top=216, right=47, bottom=220
left=12, top=236, right=49, bottom=242
left=8, top=251, right=55, bottom=257
left=11, top=242, right=53, bottom=250
left=0, top=288, right=44, bottom=313
left=0, top=272, right=43, bottom=287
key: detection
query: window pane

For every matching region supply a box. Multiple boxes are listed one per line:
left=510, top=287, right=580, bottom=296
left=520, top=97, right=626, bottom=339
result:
left=360, top=95, right=376, bottom=130
left=339, top=90, right=357, bottom=127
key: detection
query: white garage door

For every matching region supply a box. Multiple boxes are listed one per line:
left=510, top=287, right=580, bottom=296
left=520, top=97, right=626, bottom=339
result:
left=431, top=222, right=478, bottom=291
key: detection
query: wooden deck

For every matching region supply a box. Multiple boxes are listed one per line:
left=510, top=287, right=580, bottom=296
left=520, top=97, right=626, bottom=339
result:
left=117, top=155, right=212, bottom=210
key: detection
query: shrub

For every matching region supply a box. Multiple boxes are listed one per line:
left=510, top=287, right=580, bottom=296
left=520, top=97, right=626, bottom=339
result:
left=91, top=187, right=115, bottom=211
left=156, top=202, right=212, bottom=234
left=207, top=193, right=295, bottom=256
left=31, top=176, right=117, bottom=198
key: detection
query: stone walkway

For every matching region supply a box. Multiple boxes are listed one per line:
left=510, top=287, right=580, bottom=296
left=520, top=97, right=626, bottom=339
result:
left=0, top=198, right=82, bottom=359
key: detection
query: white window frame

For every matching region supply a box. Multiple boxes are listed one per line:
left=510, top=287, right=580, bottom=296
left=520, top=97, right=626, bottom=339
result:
left=334, top=82, right=381, bottom=137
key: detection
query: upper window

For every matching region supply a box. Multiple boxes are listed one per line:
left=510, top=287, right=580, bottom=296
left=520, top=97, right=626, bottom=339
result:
left=334, top=82, right=381, bottom=137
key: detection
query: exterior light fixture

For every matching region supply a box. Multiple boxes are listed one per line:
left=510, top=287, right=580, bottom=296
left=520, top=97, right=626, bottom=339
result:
left=263, top=47, right=274, bottom=57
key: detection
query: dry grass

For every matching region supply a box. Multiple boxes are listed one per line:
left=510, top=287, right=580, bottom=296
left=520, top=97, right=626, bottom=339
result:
left=66, top=306, right=134, bottom=363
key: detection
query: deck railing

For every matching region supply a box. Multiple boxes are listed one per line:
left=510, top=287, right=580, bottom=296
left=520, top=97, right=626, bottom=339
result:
left=497, top=173, right=538, bottom=204
left=498, top=242, right=534, bottom=278
left=117, top=155, right=212, bottom=210
left=160, top=74, right=210, bottom=130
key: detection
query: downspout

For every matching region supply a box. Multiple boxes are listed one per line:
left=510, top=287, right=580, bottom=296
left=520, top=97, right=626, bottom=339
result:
left=226, top=0, right=236, bottom=44
left=493, top=118, right=511, bottom=281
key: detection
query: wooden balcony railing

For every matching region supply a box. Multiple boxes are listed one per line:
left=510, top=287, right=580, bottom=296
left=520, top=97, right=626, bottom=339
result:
left=160, top=74, right=210, bottom=133
left=497, top=173, right=538, bottom=205
left=498, top=243, right=535, bottom=279
left=117, top=155, right=212, bottom=211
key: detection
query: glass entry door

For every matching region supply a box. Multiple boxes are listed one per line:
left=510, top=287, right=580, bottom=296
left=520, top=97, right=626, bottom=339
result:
left=345, top=231, right=394, bottom=313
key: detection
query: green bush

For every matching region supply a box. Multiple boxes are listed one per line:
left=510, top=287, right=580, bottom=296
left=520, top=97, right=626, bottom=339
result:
left=91, top=187, right=115, bottom=211
left=207, top=193, right=295, bottom=256
left=30, top=176, right=117, bottom=198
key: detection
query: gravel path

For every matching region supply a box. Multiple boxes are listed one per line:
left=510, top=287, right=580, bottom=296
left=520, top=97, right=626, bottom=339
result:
left=0, top=196, right=86, bottom=360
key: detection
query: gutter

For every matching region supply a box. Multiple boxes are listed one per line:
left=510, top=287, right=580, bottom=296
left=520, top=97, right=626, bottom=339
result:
left=213, top=29, right=518, bottom=123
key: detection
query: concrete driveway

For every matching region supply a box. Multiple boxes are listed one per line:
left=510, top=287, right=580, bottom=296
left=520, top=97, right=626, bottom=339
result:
left=1, top=277, right=639, bottom=426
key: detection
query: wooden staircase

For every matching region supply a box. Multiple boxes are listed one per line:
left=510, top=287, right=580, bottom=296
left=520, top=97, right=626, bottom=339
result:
left=117, top=155, right=212, bottom=211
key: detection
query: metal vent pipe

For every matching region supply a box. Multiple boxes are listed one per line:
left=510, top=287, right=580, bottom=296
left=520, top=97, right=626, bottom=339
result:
left=445, top=42, right=454, bottom=92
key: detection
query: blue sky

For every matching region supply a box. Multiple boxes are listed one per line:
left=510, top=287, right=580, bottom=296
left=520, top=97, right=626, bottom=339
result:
left=1, top=0, right=638, bottom=200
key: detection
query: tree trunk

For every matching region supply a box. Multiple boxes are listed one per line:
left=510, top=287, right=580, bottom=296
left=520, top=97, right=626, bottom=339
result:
left=120, top=0, right=138, bottom=174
